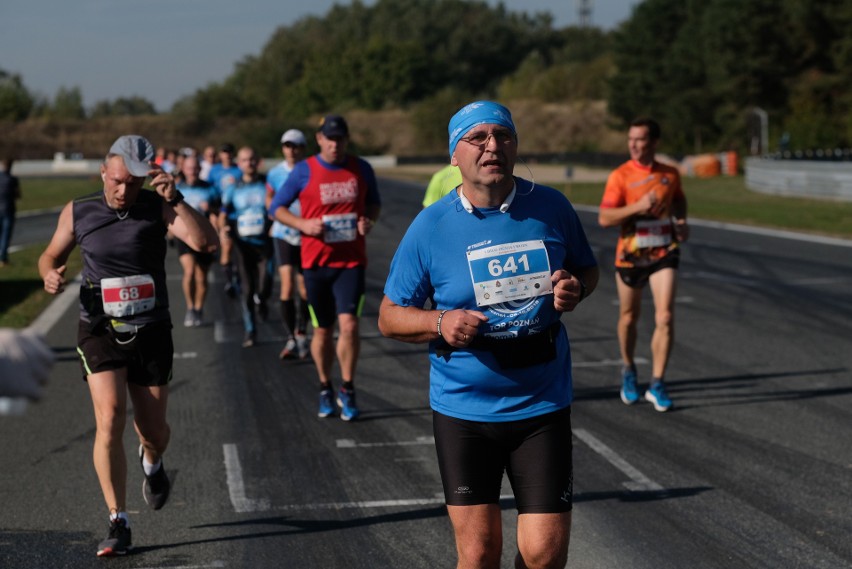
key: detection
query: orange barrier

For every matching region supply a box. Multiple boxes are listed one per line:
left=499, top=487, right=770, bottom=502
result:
left=680, top=151, right=738, bottom=177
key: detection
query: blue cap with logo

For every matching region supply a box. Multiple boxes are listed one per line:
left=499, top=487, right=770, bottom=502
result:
left=448, top=101, right=516, bottom=158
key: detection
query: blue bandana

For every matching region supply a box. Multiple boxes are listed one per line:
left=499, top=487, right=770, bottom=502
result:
left=448, top=101, right=516, bottom=157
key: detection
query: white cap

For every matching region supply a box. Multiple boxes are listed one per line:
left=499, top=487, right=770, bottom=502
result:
left=280, top=129, right=307, bottom=145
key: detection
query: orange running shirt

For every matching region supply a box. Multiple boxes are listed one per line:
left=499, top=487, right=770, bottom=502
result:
left=600, top=160, right=685, bottom=268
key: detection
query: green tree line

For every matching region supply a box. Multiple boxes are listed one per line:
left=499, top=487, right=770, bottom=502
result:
left=2, top=0, right=850, bottom=155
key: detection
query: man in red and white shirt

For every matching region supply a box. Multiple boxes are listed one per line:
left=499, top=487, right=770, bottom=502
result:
left=270, top=115, right=381, bottom=421
left=599, top=118, right=688, bottom=412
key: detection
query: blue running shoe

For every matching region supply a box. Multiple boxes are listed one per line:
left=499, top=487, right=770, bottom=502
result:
left=620, top=368, right=640, bottom=405
left=337, top=388, right=360, bottom=422
left=645, top=381, right=673, bottom=412
left=318, top=389, right=336, bottom=418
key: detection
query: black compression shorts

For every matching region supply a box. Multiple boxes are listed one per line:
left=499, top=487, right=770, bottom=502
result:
left=273, top=238, right=303, bottom=270
left=303, top=266, right=365, bottom=328
left=76, top=319, right=174, bottom=386
left=175, top=238, right=215, bottom=265
left=433, top=406, right=573, bottom=513
left=617, top=249, right=680, bottom=289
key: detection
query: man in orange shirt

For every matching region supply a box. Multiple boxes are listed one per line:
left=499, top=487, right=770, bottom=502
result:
left=599, top=118, right=688, bottom=412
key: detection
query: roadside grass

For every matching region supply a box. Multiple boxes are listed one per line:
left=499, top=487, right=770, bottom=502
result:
left=18, top=176, right=100, bottom=212
left=561, top=176, right=852, bottom=240
left=0, top=244, right=82, bottom=328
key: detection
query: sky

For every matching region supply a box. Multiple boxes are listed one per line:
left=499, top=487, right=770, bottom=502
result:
left=0, top=0, right=640, bottom=112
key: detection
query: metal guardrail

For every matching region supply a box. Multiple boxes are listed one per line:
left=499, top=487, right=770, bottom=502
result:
left=745, top=157, right=852, bottom=202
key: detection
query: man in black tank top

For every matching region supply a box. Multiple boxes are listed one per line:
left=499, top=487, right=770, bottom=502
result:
left=38, top=135, right=219, bottom=557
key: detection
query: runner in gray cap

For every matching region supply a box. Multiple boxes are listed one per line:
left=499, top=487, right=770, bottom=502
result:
left=38, top=134, right=219, bottom=557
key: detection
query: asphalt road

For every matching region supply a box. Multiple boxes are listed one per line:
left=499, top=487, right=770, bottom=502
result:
left=2, top=177, right=851, bottom=568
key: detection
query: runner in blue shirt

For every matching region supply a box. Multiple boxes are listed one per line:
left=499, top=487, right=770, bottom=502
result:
left=266, top=129, right=310, bottom=359
left=175, top=154, right=218, bottom=326
left=378, top=101, right=599, bottom=569
left=208, top=143, right=242, bottom=297
left=219, top=146, right=273, bottom=347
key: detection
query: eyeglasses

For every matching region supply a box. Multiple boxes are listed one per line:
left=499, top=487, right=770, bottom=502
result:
left=460, top=129, right=516, bottom=148
left=283, top=142, right=305, bottom=149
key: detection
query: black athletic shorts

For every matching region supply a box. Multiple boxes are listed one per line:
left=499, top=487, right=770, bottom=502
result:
left=303, top=266, right=365, bottom=328
left=617, top=249, right=680, bottom=289
left=433, top=406, right=573, bottom=514
left=175, top=238, right=215, bottom=265
left=76, top=319, right=174, bottom=386
left=273, top=238, right=303, bottom=270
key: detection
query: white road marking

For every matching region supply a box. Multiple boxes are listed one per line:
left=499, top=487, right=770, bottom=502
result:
left=336, top=436, right=435, bottom=448
left=574, top=428, right=663, bottom=492
left=214, top=321, right=228, bottom=344
left=227, top=428, right=661, bottom=514
left=28, top=277, right=81, bottom=337
left=173, top=352, right=197, bottom=359
left=272, top=494, right=516, bottom=512
left=223, top=444, right=270, bottom=513
left=133, top=563, right=226, bottom=569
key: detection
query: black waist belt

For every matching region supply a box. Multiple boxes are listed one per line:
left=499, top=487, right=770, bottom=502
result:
left=80, top=283, right=104, bottom=316
left=437, top=320, right=562, bottom=369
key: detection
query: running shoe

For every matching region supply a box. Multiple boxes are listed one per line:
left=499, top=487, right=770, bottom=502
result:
left=337, top=387, right=360, bottom=422
left=279, top=337, right=297, bottom=360
left=253, top=294, right=269, bottom=321
left=242, top=333, right=256, bottom=348
left=139, top=445, right=171, bottom=510
left=183, top=309, right=195, bottom=328
left=97, top=518, right=132, bottom=557
left=192, top=308, right=203, bottom=327
left=224, top=282, right=237, bottom=299
left=620, top=368, right=640, bottom=405
left=645, top=381, right=673, bottom=412
left=295, top=334, right=309, bottom=359
left=318, top=389, right=336, bottom=418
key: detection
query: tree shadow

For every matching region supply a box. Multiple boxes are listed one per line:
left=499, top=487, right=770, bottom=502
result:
left=574, top=367, right=850, bottom=410
left=0, top=278, right=43, bottom=314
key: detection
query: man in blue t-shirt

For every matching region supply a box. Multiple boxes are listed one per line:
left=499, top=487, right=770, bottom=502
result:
left=175, top=154, right=218, bottom=327
left=219, top=146, right=273, bottom=347
left=266, top=129, right=310, bottom=360
left=208, top=143, right=242, bottom=297
left=378, top=101, right=599, bottom=569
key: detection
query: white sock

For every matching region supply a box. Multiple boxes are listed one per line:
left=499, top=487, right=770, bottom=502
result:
left=143, top=456, right=162, bottom=476
left=110, top=511, right=130, bottom=526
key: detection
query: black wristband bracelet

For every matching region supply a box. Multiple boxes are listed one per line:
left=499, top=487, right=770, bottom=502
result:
left=166, top=190, right=184, bottom=207
left=578, top=279, right=588, bottom=301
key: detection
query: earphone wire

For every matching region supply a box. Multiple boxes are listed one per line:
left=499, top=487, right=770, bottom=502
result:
left=516, top=157, right=536, bottom=196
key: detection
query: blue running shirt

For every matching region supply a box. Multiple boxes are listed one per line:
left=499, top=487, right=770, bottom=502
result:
left=384, top=179, right=597, bottom=422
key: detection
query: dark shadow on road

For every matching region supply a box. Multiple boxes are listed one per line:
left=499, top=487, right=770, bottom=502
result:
left=573, top=367, right=850, bottom=410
